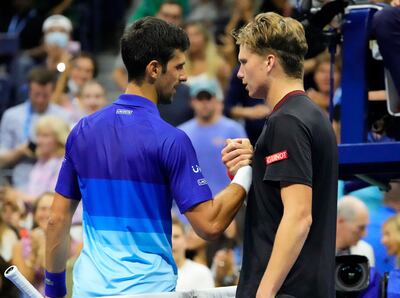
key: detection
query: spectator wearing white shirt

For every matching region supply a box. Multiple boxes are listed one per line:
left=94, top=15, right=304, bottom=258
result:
left=172, top=216, right=214, bottom=290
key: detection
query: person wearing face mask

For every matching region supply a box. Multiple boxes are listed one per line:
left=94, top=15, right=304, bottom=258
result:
left=42, top=14, right=80, bottom=73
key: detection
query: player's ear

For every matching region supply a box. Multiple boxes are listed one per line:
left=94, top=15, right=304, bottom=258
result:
left=146, top=60, right=162, bottom=81
left=265, top=54, right=276, bottom=74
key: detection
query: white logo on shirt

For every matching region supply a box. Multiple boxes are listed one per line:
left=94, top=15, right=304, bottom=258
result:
left=116, top=109, right=133, bottom=115
left=197, top=178, right=207, bottom=186
left=192, top=165, right=201, bottom=173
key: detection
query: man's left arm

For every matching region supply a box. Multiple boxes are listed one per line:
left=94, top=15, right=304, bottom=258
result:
left=256, top=183, right=312, bottom=298
left=45, top=193, right=79, bottom=298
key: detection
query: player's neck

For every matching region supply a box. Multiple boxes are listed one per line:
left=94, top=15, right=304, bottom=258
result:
left=125, top=81, right=158, bottom=104
left=266, top=77, right=304, bottom=110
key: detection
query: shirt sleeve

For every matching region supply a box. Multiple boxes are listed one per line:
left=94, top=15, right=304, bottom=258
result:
left=0, top=110, right=16, bottom=151
left=264, top=114, right=312, bottom=186
left=55, top=128, right=81, bottom=200
left=161, top=130, right=212, bottom=214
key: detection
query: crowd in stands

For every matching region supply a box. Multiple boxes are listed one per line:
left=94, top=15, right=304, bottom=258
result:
left=0, top=0, right=399, bottom=296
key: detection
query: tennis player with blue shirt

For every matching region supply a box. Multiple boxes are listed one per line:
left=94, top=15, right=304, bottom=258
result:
left=44, top=17, right=252, bottom=298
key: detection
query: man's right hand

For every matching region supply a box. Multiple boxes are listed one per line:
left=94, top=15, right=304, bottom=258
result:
left=221, top=138, right=253, bottom=176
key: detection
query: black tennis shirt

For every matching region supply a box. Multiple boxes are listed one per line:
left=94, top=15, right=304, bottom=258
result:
left=236, top=91, right=338, bottom=298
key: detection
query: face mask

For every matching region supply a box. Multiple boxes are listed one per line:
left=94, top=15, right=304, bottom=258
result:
left=45, top=31, right=69, bottom=48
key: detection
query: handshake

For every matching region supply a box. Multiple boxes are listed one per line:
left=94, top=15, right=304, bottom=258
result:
left=222, top=138, right=254, bottom=194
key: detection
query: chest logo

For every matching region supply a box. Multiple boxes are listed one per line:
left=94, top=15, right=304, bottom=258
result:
left=265, top=150, right=288, bottom=165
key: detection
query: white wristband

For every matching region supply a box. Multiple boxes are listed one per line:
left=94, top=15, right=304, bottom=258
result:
left=231, top=165, right=252, bottom=194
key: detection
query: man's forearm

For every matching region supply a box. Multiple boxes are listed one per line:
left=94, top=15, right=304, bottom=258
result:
left=258, top=215, right=312, bottom=296
left=45, top=214, right=71, bottom=272
left=0, top=146, right=27, bottom=168
left=209, top=183, right=246, bottom=236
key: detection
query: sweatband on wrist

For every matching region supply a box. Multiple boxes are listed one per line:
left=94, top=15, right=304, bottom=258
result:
left=45, top=270, right=67, bottom=298
left=231, top=165, right=252, bottom=194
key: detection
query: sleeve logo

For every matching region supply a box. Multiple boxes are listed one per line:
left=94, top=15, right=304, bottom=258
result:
left=192, top=165, right=201, bottom=173
left=265, top=150, right=288, bottom=165
left=197, top=178, right=207, bottom=186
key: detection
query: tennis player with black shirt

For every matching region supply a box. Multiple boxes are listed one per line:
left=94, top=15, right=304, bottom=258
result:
left=222, top=12, right=338, bottom=298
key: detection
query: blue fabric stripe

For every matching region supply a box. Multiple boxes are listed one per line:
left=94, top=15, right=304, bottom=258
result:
left=82, top=212, right=173, bottom=255
left=79, top=178, right=172, bottom=220
left=72, top=221, right=176, bottom=297
left=85, top=214, right=170, bottom=233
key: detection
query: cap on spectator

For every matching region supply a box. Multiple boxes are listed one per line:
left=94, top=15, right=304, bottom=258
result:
left=43, top=15, right=73, bottom=33
left=190, top=78, right=220, bottom=100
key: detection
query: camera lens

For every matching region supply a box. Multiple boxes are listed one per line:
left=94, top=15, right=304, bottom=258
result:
left=338, top=264, right=363, bottom=286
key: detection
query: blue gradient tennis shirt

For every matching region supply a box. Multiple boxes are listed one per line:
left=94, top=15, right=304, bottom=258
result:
left=55, top=94, right=212, bottom=297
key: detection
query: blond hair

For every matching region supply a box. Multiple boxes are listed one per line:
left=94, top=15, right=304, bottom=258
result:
left=35, top=116, right=70, bottom=157
left=383, top=215, right=400, bottom=266
left=185, top=22, right=222, bottom=79
left=233, top=12, right=308, bottom=79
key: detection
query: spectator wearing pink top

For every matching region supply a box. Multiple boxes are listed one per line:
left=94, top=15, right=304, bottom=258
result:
left=2, top=116, right=70, bottom=206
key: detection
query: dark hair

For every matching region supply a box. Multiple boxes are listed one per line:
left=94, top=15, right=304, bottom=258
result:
left=28, top=66, right=55, bottom=85
left=120, top=16, right=189, bottom=83
left=71, top=51, right=98, bottom=78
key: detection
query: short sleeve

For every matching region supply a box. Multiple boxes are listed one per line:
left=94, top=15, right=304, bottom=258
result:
left=0, top=110, right=16, bottom=151
left=161, top=130, right=212, bottom=214
left=264, top=114, right=312, bottom=186
left=55, top=128, right=81, bottom=200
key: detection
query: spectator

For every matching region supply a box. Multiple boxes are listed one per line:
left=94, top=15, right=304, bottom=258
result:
left=127, top=0, right=189, bottom=24
left=219, top=0, right=254, bottom=69
left=179, top=78, right=247, bottom=195
left=184, top=22, right=231, bottom=94
left=0, top=209, right=18, bottom=263
left=42, top=14, right=79, bottom=73
left=172, top=217, right=214, bottom=290
left=12, top=116, right=70, bottom=204
left=306, top=52, right=341, bottom=112
left=0, top=67, right=69, bottom=190
left=381, top=214, right=400, bottom=268
left=52, top=52, right=97, bottom=111
left=336, top=196, right=375, bottom=266
left=365, top=182, right=400, bottom=274
left=12, top=192, right=54, bottom=295
left=72, top=80, right=108, bottom=123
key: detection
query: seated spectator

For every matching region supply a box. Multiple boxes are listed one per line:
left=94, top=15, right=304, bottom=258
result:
left=0, top=67, right=70, bottom=190
left=381, top=214, right=400, bottom=268
left=178, top=78, right=247, bottom=195
left=74, top=80, right=107, bottom=119
left=11, top=192, right=54, bottom=295
left=336, top=196, right=375, bottom=267
left=184, top=22, right=231, bottom=95
left=1, top=116, right=70, bottom=210
left=0, top=199, right=24, bottom=237
left=363, top=182, right=400, bottom=275
left=211, top=245, right=239, bottom=287
left=52, top=52, right=97, bottom=111
left=306, top=52, right=341, bottom=112
left=42, top=14, right=80, bottom=73
left=172, top=217, right=214, bottom=290
left=0, top=209, right=18, bottom=263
